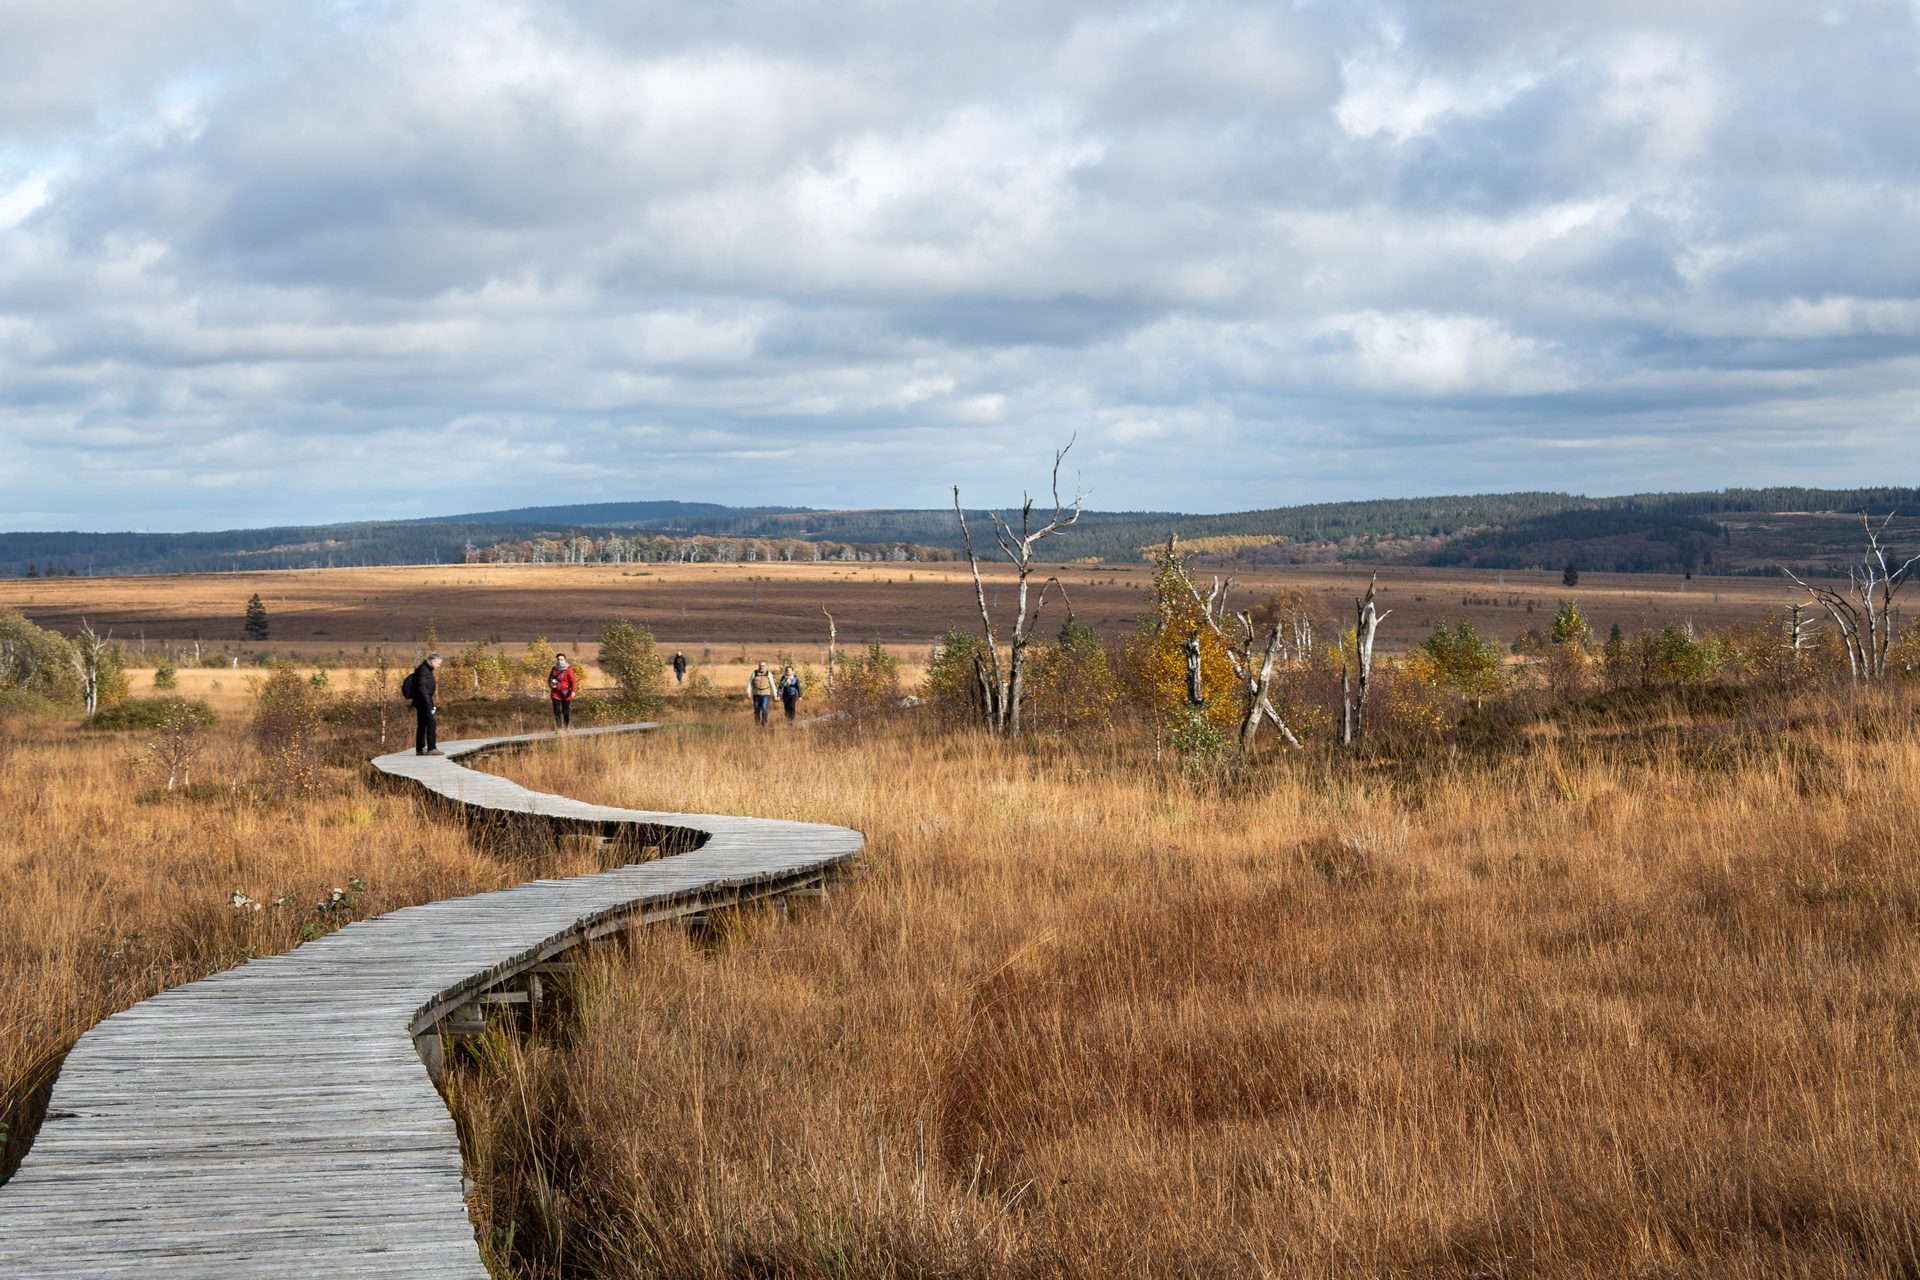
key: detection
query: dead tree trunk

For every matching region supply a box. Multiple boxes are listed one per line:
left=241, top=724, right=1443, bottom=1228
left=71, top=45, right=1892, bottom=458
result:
left=1337, top=576, right=1390, bottom=747
left=953, top=440, right=1086, bottom=737
left=1166, top=538, right=1302, bottom=751
left=821, top=606, right=837, bottom=695
left=1786, top=603, right=1816, bottom=662
left=1183, top=630, right=1206, bottom=706
left=1779, top=510, right=1918, bottom=682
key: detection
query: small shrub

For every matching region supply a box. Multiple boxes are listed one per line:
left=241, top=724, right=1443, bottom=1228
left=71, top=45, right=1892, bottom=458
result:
left=137, top=698, right=215, bottom=792
left=0, top=687, right=61, bottom=720
left=253, top=664, right=327, bottom=795
left=1170, top=708, right=1230, bottom=775
left=831, top=642, right=901, bottom=731
left=1417, top=619, right=1506, bottom=704
left=924, top=628, right=993, bottom=727
left=599, top=619, right=665, bottom=714
left=1023, top=618, right=1119, bottom=737
left=151, top=661, right=178, bottom=691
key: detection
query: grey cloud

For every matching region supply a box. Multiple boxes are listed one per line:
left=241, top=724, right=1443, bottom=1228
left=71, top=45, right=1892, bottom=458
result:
left=2, top=0, right=1918, bottom=531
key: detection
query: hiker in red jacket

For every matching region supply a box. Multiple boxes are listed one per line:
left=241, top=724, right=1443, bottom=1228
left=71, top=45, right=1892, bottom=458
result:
left=547, top=654, right=577, bottom=729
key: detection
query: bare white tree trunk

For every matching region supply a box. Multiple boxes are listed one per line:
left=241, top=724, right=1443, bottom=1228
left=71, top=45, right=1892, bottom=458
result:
left=1780, top=511, right=1917, bottom=683
left=70, top=621, right=109, bottom=719
left=953, top=489, right=1004, bottom=727
left=1338, top=576, right=1390, bottom=747
left=952, top=440, right=1087, bottom=736
left=821, top=606, right=837, bottom=695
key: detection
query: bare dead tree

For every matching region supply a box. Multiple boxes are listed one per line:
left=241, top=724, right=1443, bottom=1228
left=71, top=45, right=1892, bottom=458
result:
left=1786, top=602, right=1818, bottom=661
left=1338, top=576, right=1391, bottom=747
left=953, top=490, right=1004, bottom=727
left=1182, top=630, right=1205, bottom=706
left=1779, top=510, right=1918, bottom=681
left=952, top=439, right=1087, bottom=736
left=821, top=606, right=837, bottom=695
left=1165, top=536, right=1302, bottom=751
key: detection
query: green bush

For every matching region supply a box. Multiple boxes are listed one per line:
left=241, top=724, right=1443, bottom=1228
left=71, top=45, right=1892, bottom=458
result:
left=0, top=609, right=81, bottom=704
left=88, top=697, right=218, bottom=731
left=0, top=687, right=62, bottom=720
left=1419, top=620, right=1507, bottom=703
left=924, top=628, right=992, bottom=727
left=1024, top=618, right=1119, bottom=736
left=830, top=642, right=902, bottom=731
left=598, top=619, right=665, bottom=714
left=152, top=661, right=179, bottom=690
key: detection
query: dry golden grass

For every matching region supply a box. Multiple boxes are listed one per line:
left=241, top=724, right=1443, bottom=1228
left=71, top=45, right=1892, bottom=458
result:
left=450, top=688, right=1920, bottom=1278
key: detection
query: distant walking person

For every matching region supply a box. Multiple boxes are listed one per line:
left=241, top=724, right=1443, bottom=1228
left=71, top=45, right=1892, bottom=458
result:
left=778, top=664, right=803, bottom=721
left=747, top=661, right=775, bottom=726
left=404, top=653, right=443, bottom=756
left=672, top=650, right=688, bottom=686
left=547, top=653, right=577, bottom=729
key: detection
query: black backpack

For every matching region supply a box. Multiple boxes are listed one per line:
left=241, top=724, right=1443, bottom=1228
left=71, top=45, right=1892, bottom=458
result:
left=399, top=670, right=418, bottom=703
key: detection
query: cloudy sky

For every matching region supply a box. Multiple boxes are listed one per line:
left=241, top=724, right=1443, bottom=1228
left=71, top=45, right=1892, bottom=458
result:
left=2, top=0, right=1917, bottom=531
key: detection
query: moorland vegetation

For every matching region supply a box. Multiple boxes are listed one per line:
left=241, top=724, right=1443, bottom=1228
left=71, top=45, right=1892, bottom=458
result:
left=2, top=548, right=1918, bottom=1274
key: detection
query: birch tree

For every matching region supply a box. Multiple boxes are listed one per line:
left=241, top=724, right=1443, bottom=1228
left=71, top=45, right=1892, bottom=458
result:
left=70, top=622, right=111, bottom=718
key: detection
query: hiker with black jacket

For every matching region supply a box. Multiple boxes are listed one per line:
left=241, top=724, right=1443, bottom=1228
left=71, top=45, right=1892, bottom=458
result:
left=404, top=653, right=443, bottom=756
left=778, top=664, right=802, bottom=721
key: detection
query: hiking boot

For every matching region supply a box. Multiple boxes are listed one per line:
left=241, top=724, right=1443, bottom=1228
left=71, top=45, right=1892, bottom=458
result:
left=422, top=749, right=445, bottom=757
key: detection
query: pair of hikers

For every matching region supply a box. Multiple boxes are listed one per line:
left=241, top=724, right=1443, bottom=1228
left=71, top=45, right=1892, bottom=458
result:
left=747, top=661, right=802, bottom=725
left=405, top=652, right=578, bottom=753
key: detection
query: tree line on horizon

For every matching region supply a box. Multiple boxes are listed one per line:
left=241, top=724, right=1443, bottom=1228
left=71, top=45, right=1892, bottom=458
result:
left=4, top=485, right=1915, bottom=578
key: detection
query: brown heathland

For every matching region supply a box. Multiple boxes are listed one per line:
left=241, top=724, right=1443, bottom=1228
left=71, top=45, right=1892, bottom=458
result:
left=4, top=560, right=1917, bottom=1277
left=443, top=696, right=1920, bottom=1278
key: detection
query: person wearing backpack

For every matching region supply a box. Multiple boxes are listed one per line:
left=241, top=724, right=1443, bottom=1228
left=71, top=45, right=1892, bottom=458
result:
left=672, top=650, right=688, bottom=686
left=547, top=653, right=577, bottom=729
left=778, top=664, right=803, bottom=721
left=746, top=661, right=775, bottom=726
left=403, top=653, right=443, bottom=756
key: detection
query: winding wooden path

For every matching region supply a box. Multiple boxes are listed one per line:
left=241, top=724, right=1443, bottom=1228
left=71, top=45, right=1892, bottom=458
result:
left=0, top=724, right=862, bottom=1278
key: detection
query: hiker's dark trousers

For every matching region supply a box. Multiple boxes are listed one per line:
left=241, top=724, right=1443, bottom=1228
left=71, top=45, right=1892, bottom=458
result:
left=782, top=696, right=800, bottom=720
left=551, top=697, right=571, bottom=728
left=414, top=704, right=437, bottom=753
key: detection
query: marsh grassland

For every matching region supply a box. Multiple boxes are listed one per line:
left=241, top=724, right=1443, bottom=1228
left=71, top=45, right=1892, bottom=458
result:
left=4, top=562, right=1919, bottom=1278
left=450, top=688, right=1920, bottom=1278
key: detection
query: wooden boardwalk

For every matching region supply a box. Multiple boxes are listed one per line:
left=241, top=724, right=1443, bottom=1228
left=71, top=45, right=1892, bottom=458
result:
left=0, top=724, right=862, bottom=1278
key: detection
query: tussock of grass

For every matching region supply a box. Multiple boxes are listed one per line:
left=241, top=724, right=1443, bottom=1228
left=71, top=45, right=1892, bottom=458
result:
left=453, top=688, right=1920, bottom=1278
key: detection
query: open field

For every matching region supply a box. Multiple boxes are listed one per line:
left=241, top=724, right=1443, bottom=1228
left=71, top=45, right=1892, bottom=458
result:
left=447, top=695, right=1920, bottom=1277
left=0, top=560, right=1813, bottom=663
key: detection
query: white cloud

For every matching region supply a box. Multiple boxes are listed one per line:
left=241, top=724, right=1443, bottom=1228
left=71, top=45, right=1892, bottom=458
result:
left=1, top=0, right=1917, bottom=529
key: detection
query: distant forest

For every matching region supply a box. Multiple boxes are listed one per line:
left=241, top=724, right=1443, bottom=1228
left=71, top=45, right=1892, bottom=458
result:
left=4, top=486, right=1916, bottom=578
